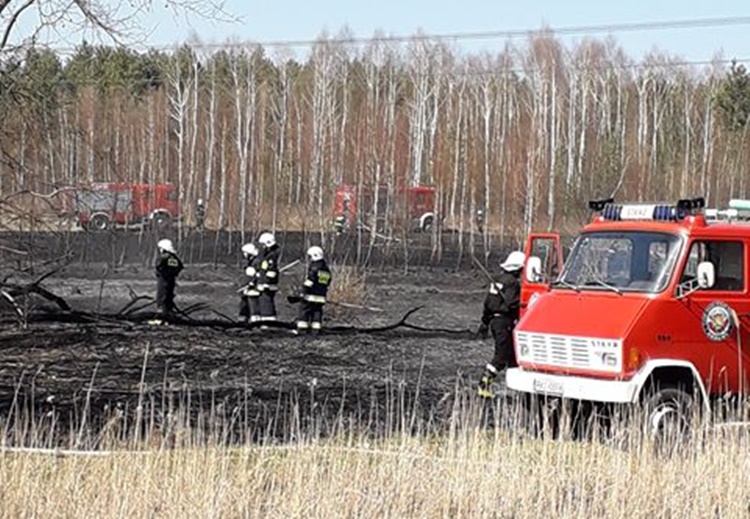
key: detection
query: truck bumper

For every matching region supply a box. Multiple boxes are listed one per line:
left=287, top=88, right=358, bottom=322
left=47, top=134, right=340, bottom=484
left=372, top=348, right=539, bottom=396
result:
left=505, top=368, right=639, bottom=404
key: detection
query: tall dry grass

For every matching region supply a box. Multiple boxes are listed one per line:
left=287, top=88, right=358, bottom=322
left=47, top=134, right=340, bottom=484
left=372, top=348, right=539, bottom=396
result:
left=325, top=265, right=371, bottom=320
left=1, top=387, right=750, bottom=517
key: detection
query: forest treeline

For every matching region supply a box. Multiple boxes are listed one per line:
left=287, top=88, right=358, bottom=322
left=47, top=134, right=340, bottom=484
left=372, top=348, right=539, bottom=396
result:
left=1, top=33, right=750, bottom=244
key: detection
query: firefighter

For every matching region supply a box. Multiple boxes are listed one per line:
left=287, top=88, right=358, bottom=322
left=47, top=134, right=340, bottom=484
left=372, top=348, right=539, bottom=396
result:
left=293, top=246, right=332, bottom=335
left=477, top=250, right=525, bottom=398
left=195, top=199, right=206, bottom=230
left=239, top=242, right=261, bottom=324
left=257, top=232, right=280, bottom=322
left=476, top=209, right=485, bottom=233
left=153, top=239, right=184, bottom=324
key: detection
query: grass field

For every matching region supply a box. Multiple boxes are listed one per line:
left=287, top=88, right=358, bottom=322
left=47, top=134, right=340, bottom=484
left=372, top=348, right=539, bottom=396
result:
left=1, top=394, right=749, bottom=518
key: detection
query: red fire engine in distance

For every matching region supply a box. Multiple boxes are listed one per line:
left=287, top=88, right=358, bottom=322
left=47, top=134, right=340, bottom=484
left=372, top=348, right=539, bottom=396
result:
left=65, top=182, right=180, bottom=231
left=333, top=184, right=437, bottom=234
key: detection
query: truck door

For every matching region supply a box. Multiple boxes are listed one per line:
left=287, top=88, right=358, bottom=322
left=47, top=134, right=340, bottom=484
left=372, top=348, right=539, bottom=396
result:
left=521, top=233, right=563, bottom=314
left=674, top=239, right=750, bottom=395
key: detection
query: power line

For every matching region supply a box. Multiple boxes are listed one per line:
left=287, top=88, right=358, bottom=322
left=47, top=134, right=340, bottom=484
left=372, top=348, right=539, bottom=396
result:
left=35, top=14, right=750, bottom=53
left=245, top=15, right=750, bottom=49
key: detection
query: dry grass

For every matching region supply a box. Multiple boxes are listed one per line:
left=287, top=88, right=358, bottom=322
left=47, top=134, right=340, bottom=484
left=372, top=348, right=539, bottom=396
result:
left=1, top=392, right=750, bottom=517
left=326, top=265, right=370, bottom=319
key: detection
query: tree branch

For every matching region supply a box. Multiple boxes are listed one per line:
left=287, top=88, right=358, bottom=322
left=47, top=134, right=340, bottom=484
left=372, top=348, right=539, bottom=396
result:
left=1, top=0, right=35, bottom=52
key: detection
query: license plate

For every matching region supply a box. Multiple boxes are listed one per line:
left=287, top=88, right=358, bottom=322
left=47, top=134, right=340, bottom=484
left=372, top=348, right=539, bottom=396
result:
left=533, top=378, right=564, bottom=396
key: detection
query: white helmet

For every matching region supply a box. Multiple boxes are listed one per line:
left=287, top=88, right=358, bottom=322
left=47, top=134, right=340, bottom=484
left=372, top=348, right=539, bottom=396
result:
left=259, top=232, right=276, bottom=248
left=242, top=243, right=258, bottom=258
left=157, top=239, right=176, bottom=254
left=500, top=250, right=525, bottom=272
left=307, top=246, right=324, bottom=262
left=197, top=198, right=204, bottom=205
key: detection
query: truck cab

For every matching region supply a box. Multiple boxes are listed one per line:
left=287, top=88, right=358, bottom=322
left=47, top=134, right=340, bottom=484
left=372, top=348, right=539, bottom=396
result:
left=508, top=198, right=750, bottom=438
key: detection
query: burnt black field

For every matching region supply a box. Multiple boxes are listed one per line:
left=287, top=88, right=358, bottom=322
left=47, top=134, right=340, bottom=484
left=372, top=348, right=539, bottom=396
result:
left=0, top=228, right=507, bottom=444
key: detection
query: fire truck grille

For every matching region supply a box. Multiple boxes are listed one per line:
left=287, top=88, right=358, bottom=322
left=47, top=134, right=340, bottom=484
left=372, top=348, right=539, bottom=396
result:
left=516, top=332, right=622, bottom=373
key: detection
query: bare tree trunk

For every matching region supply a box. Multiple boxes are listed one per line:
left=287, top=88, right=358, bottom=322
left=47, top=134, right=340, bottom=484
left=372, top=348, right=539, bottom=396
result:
left=187, top=56, right=200, bottom=223
left=272, top=62, right=289, bottom=231
left=168, top=59, right=192, bottom=240
left=204, top=58, right=217, bottom=207
left=547, top=69, right=558, bottom=230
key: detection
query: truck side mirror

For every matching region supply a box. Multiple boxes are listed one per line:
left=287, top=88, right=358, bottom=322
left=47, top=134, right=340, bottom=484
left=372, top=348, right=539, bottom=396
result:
left=697, top=261, right=715, bottom=289
left=525, top=256, right=544, bottom=283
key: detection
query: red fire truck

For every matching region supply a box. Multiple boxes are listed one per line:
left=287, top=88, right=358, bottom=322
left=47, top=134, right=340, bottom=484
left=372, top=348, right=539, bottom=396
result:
left=333, top=184, right=437, bottom=234
left=69, top=183, right=180, bottom=231
left=509, top=197, right=750, bottom=439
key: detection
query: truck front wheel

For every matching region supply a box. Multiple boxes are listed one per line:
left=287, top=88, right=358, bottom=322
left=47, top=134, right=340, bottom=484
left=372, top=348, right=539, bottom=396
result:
left=88, top=214, right=110, bottom=231
left=642, top=386, right=694, bottom=454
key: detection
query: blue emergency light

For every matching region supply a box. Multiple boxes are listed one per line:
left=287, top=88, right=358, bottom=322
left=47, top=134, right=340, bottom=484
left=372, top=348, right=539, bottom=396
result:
left=589, top=197, right=705, bottom=222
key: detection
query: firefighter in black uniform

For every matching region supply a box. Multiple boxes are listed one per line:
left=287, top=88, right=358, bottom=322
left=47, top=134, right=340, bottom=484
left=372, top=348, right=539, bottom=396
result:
left=195, top=199, right=206, bottom=231
left=239, top=242, right=261, bottom=324
left=153, top=239, right=184, bottom=324
left=257, top=232, right=280, bottom=322
left=294, top=246, right=332, bottom=335
left=475, top=209, right=485, bottom=233
left=477, top=250, right=525, bottom=398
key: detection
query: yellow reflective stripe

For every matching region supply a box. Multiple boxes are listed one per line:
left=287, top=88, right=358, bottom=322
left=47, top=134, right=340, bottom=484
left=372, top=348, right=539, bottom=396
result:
left=304, top=294, right=327, bottom=303
left=267, top=271, right=277, bottom=278
left=303, top=279, right=314, bottom=287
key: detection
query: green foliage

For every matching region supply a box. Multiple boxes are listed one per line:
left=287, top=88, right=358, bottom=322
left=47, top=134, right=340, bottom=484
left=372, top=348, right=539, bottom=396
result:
left=14, top=49, right=66, bottom=117
left=64, top=42, right=167, bottom=99
left=714, top=60, right=750, bottom=132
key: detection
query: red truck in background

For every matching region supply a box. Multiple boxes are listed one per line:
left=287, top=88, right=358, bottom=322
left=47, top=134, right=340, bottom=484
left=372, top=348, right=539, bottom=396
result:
left=67, top=183, right=180, bottom=231
left=333, top=184, right=437, bottom=234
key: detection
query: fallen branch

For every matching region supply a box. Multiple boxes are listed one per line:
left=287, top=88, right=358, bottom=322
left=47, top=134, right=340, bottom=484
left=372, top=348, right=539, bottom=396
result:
left=6, top=286, right=471, bottom=338
left=0, top=288, right=24, bottom=324
left=20, top=251, right=73, bottom=273
left=117, top=295, right=153, bottom=316
left=0, top=245, right=28, bottom=256
left=124, top=300, right=156, bottom=316
left=401, top=323, right=474, bottom=336
left=28, top=285, right=70, bottom=311
left=329, top=301, right=384, bottom=312
left=327, top=306, right=424, bottom=333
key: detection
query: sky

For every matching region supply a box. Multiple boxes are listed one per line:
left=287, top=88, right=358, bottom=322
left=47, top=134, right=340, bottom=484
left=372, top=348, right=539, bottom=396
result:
left=160, top=0, right=750, bottom=61
left=11, top=0, right=750, bottom=63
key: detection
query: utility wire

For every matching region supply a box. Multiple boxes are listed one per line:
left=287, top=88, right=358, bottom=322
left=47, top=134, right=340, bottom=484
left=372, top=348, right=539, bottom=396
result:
left=33, top=14, right=750, bottom=53
left=240, top=15, right=750, bottom=49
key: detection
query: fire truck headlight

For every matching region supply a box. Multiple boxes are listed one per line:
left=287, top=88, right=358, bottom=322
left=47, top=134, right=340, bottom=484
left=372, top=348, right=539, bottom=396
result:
left=519, top=343, right=530, bottom=358
left=598, top=352, right=618, bottom=368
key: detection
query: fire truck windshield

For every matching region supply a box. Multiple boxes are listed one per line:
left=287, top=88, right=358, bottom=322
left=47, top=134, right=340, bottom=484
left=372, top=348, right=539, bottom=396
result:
left=558, top=231, right=683, bottom=293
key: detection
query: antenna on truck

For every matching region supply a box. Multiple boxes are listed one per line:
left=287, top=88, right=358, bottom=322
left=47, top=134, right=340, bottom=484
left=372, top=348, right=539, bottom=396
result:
left=588, top=198, right=615, bottom=212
